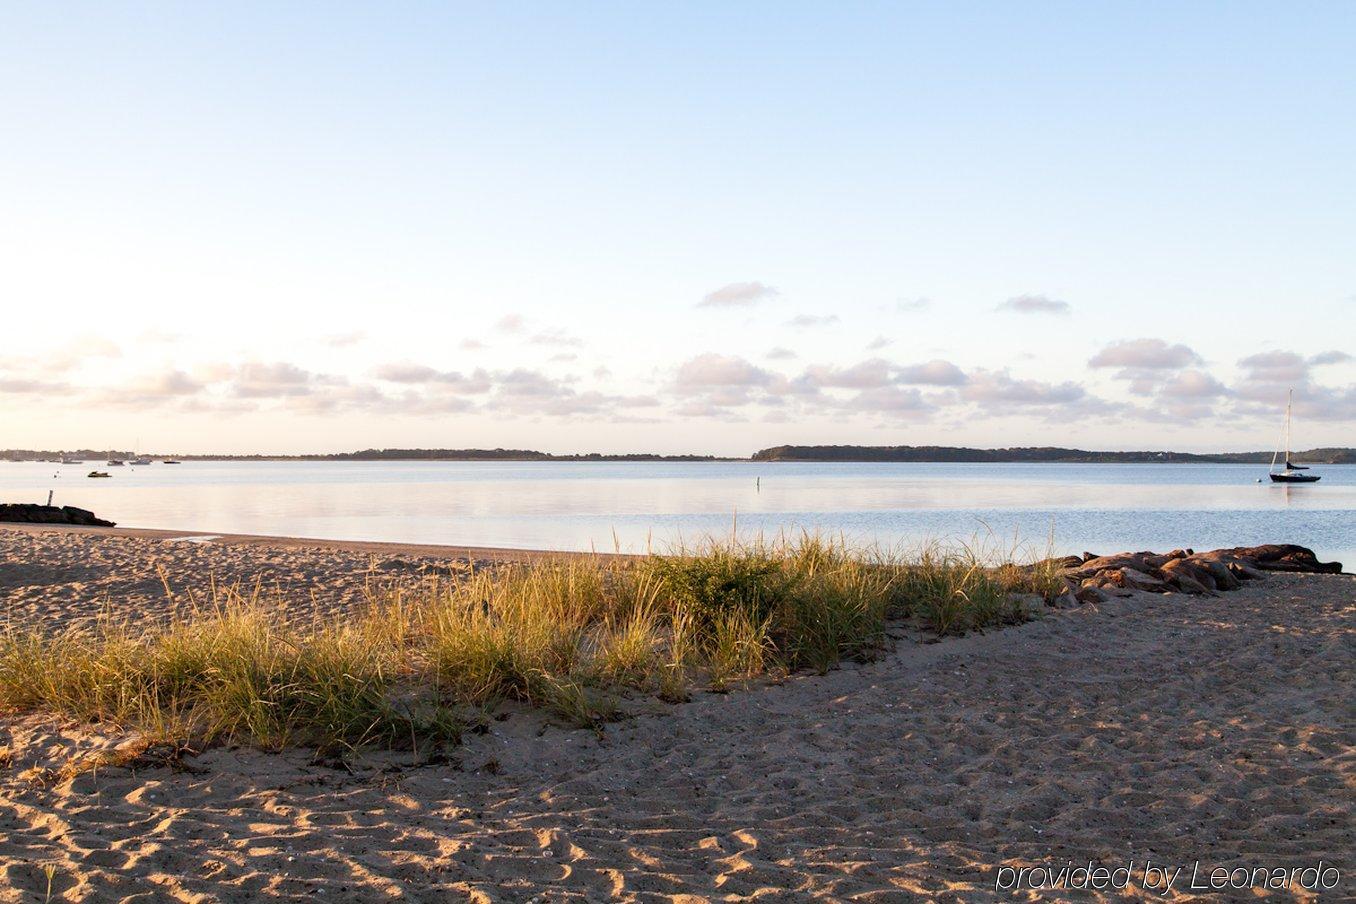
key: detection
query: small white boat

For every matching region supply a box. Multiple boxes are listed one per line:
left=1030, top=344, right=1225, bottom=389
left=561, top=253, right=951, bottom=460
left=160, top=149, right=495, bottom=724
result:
left=60, top=457, right=83, bottom=464
left=129, top=438, right=152, bottom=466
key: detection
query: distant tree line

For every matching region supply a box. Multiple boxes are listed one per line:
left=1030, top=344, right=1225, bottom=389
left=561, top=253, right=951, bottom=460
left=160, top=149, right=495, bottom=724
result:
left=3, top=445, right=1353, bottom=464
left=0, top=448, right=723, bottom=462
left=750, top=445, right=1356, bottom=464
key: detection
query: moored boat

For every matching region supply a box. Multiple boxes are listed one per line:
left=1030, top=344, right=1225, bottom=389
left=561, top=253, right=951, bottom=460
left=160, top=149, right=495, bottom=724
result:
left=1269, top=390, right=1321, bottom=483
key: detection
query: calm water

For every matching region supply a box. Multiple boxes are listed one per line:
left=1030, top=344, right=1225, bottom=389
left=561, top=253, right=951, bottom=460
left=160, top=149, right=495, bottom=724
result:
left=3, top=460, right=1353, bottom=566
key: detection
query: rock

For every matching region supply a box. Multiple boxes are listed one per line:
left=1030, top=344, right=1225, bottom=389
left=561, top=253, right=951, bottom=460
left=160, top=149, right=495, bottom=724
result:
left=1173, top=573, right=1212, bottom=595
left=60, top=505, right=110, bottom=526
left=1075, top=584, right=1110, bottom=604
left=1207, top=545, right=1343, bottom=575
left=1024, top=555, right=1083, bottom=573
left=1188, top=557, right=1241, bottom=591
left=1069, top=552, right=1168, bottom=581
left=1116, top=567, right=1168, bottom=592
left=1159, top=559, right=1214, bottom=595
left=1051, top=542, right=1340, bottom=602
left=0, top=503, right=115, bottom=527
left=1226, top=561, right=1267, bottom=581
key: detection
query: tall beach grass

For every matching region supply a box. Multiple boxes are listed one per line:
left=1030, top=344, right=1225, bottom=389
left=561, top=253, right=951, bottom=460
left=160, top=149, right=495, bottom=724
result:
left=0, top=534, right=1058, bottom=753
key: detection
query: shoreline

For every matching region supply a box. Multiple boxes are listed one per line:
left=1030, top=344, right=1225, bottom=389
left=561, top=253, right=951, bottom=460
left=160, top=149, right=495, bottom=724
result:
left=0, top=521, right=622, bottom=563
left=8, top=521, right=1351, bottom=575
left=0, top=525, right=638, bottom=631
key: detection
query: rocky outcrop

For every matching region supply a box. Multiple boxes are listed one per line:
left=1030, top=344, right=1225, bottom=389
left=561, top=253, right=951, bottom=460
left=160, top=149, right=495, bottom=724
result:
left=1198, top=545, right=1344, bottom=575
left=0, top=503, right=116, bottom=527
left=1055, top=544, right=1342, bottom=599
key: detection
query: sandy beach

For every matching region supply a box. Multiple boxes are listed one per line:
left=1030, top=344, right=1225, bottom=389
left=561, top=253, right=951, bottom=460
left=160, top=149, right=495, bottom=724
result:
left=0, top=527, right=1352, bottom=901
left=0, top=525, right=572, bottom=631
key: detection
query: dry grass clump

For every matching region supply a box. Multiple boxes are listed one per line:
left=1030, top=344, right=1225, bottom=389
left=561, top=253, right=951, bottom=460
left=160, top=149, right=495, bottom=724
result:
left=0, top=534, right=1049, bottom=753
left=0, top=605, right=449, bottom=752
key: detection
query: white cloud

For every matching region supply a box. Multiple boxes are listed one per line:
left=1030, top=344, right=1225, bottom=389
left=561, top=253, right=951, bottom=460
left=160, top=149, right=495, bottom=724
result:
left=231, top=362, right=321, bottom=398
left=530, top=328, right=583, bottom=348
left=785, top=314, right=839, bottom=328
left=1237, top=350, right=1308, bottom=383
left=495, top=314, right=526, bottom=333
left=1160, top=369, right=1228, bottom=398
left=960, top=371, right=1086, bottom=407
left=896, top=359, right=968, bottom=386
left=675, top=354, right=775, bottom=389
left=849, top=386, right=931, bottom=414
left=998, top=294, right=1071, bottom=316
left=0, top=377, right=68, bottom=394
left=324, top=331, right=366, bottom=348
left=802, top=359, right=893, bottom=389
left=373, top=363, right=493, bottom=392
left=699, top=281, right=779, bottom=308
left=1089, top=339, right=1201, bottom=370
left=1308, top=350, right=1351, bottom=366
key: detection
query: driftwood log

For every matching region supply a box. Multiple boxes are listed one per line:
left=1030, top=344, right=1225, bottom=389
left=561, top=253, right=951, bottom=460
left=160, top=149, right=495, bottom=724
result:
left=1039, top=544, right=1343, bottom=604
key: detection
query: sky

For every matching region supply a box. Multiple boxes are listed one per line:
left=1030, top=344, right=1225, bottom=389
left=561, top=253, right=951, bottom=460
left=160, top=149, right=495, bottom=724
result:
left=1, top=2, right=1353, bottom=455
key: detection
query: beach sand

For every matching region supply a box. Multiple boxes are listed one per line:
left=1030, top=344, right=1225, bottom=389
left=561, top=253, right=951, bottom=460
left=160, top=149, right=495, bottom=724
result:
left=0, top=525, right=546, bottom=630
left=0, top=527, right=1351, bottom=901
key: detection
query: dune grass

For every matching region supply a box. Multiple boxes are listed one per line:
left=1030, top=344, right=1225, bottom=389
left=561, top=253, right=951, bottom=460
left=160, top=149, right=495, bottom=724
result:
left=0, top=535, right=1058, bottom=754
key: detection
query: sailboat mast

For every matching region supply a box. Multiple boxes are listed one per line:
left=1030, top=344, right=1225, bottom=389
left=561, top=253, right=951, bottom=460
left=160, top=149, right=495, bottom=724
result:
left=1285, top=389, right=1292, bottom=464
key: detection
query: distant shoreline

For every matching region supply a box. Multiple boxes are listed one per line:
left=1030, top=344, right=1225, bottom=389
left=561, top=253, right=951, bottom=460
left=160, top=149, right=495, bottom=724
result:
left=4, top=444, right=1354, bottom=464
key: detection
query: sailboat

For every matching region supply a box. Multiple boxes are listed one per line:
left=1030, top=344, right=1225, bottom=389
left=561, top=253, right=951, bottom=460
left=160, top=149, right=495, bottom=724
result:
left=129, top=438, right=152, bottom=466
left=1269, top=390, right=1321, bottom=483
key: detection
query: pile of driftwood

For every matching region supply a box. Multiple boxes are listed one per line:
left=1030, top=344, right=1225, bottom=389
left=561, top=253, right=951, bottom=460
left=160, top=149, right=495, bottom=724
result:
left=1046, top=544, right=1344, bottom=604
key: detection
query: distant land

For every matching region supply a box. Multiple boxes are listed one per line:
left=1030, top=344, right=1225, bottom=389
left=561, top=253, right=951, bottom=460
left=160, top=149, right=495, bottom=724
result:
left=2, top=447, right=1356, bottom=466
left=3, top=445, right=1355, bottom=464
left=750, top=445, right=1356, bottom=464
left=0, top=448, right=726, bottom=462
